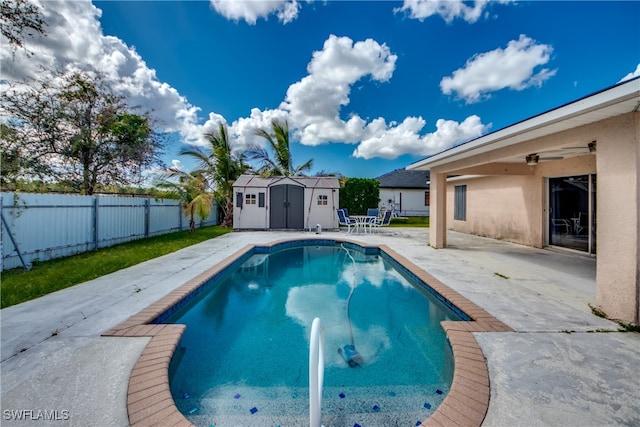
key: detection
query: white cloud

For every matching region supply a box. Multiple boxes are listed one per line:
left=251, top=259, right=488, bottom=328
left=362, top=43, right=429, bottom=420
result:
left=209, top=0, right=300, bottom=25
left=1, top=0, right=206, bottom=148
left=395, top=0, right=512, bottom=23
left=279, top=35, right=397, bottom=146
left=3, top=3, right=489, bottom=163
left=440, top=34, right=557, bottom=103
left=229, top=108, right=290, bottom=148
left=223, top=34, right=488, bottom=160
left=285, top=284, right=391, bottom=367
left=171, top=159, right=184, bottom=170
left=353, top=115, right=487, bottom=160
left=619, top=63, right=640, bottom=83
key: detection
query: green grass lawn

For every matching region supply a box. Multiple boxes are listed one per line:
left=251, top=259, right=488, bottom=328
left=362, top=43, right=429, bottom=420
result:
left=1, top=218, right=429, bottom=309
left=0, top=225, right=231, bottom=309
left=388, top=216, right=430, bottom=227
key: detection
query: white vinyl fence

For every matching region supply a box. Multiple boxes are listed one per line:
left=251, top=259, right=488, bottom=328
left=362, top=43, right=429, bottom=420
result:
left=0, top=192, right=218, bottom=271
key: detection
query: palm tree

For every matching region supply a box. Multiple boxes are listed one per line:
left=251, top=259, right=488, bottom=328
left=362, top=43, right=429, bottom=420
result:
left=155, top=169, right=213, bottom=233
left=246, top=119, right=313, bottom=177
left=181, top=123, right=251, bottom=227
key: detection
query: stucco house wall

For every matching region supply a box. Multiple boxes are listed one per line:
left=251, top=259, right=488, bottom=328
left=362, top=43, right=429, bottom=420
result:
left=446, top=174, right=540, bottom=246
left=439, top=112, right=637, bottom=323
left=594, top=113, right=639, bottom=323
left=447, top=154, right=597, bottom=248
left=408, top=78, right=639, bottom=324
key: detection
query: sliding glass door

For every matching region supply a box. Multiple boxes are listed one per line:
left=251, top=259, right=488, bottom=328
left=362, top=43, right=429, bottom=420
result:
left=548, top=175, right=596, bottom=254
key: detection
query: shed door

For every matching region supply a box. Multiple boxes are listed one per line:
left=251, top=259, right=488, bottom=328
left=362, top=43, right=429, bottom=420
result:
left=270, top=184, right=304, bottom=229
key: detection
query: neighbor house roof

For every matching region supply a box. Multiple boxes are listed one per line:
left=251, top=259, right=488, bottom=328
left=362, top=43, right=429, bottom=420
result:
left=377, top=169, right=430, bottom=189
left=407, top=76, right=640, bottom=170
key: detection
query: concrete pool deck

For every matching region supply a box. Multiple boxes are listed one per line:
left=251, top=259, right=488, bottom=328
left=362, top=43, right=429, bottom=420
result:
left=1, top=229, right=639, bottom=426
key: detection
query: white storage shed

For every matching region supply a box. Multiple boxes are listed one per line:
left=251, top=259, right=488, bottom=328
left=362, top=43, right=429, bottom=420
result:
left=232, top=175, right=340, bottom=231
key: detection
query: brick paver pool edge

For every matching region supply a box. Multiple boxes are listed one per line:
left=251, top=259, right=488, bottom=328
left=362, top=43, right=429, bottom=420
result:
left=103, top=237, right=513, bottom=427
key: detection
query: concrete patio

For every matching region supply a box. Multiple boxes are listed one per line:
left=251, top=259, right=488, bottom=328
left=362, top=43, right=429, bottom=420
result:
left=1, top=228, right=639, bottom=426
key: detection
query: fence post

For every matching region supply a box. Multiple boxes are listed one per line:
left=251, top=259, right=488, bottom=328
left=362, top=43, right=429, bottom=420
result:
left=93, top=196, right=99, bottom=251
left=0, top=196, right=31, bottom=270
left=145, top=198, right=150, bottom=237
left=178, top=203, right=183, bottom=230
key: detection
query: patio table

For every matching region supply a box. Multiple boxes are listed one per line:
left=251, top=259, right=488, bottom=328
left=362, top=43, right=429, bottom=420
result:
left=350, top=215, right=378, bottom=233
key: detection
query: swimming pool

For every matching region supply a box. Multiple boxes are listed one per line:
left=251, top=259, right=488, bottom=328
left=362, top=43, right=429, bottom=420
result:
left=156, top=240, right=469, bottom=426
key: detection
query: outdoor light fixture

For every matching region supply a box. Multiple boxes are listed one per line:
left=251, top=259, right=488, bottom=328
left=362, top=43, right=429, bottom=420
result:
left=588, top=141, right=597, bottom=153
left=526, top=154, right=539, bottom=165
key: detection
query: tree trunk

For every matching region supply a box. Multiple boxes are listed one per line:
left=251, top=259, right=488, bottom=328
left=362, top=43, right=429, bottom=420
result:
left=221, top=199, right=234, bottom=228
left=81, top=148, right=94, bottom=195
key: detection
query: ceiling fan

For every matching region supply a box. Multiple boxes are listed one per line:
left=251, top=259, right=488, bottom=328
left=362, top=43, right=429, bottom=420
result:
left=561, top=141, right=596, bottom=152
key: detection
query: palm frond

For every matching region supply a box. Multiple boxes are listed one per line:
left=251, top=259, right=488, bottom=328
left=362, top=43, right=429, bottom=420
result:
left=251, top=119, right=313, bottom=177
left=294, top=158, right=313, bottom=176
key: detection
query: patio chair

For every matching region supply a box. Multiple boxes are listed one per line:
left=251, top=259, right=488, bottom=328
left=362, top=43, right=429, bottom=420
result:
left=367, top=208, right=380, bottom=218
left=336, top=209, right=357, bottom=233
left=369, top=209, right=392, bottom=233
left=551, top=218, right=571, bottom=234
left=575, top=212, right=587, bottom=235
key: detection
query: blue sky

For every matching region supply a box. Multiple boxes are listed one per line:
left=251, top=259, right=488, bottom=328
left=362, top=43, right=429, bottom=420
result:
left=4, top=1, right=639, bottom=178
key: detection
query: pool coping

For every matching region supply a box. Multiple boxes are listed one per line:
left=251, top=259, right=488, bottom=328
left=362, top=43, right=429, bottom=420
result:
left=102, top=237, right=513, bottom=427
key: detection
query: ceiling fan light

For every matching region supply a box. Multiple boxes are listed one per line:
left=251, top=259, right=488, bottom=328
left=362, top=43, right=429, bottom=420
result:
left=588, top=141, right=596, bottom=153
left=526, top=154, right=539, bottom=165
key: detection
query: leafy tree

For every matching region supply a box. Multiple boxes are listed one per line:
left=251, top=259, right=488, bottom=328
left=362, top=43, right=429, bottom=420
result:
left=246, top=119, right=313, bottom=177
left=179, top=123, right=252, bottom=227
left=341, top=177, right=380, bottom=215
left=0, top=123, right=36, bottom=188
left=154, top=169, right=213, bottom=233
left=0, top=0, right=47, bottom=56
left=1, top=70, right=164, bottom=194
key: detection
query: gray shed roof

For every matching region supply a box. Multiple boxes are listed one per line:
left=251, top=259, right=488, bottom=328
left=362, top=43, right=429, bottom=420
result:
left=233, top=174, right=340, bottom=189
left=377, top=169, right=430, bottom=189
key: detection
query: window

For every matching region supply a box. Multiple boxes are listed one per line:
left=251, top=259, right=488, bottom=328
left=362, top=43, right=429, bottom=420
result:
left=236, top=192, right=243, bottom=208
left=245, top=193, right=257, bottom=205
left=424, top=190, right=430, bottom=207
left=258, top=192, right=265, bottom=207
left=317, top=194, right=328, bottom=205
left=454, top=185, right=466, bottom=221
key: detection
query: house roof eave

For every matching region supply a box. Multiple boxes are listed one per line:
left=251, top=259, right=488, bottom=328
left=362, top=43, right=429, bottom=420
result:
left=407, top=77, right=640, bottom=171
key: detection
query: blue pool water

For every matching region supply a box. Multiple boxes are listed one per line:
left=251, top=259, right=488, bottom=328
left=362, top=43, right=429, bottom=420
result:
left=160, top=241, right=467, bottom=426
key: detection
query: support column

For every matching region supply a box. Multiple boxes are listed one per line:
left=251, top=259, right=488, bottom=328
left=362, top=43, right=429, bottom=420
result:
left=595, top=113, right=639, bottom=324
left=430, top=170, right=447, bottom=249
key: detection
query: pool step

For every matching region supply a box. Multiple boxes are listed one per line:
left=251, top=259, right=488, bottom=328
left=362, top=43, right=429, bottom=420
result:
left=188, top=410, right=429, bottom=427
left=179, top=385, right=445, bottom=426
